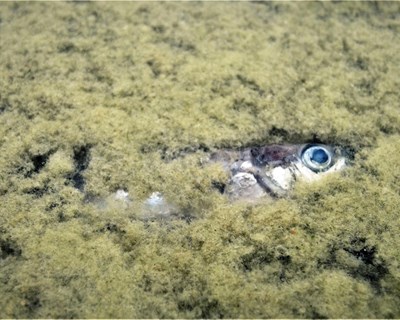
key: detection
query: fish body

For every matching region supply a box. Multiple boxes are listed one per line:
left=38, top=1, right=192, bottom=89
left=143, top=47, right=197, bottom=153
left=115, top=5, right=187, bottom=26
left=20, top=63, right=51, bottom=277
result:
left=210, top=144, right=347, bottom=202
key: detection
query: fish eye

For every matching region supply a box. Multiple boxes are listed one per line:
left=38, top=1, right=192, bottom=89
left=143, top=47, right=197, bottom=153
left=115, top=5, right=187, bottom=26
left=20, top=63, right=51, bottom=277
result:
left=301, top=145, right=332, bottom=172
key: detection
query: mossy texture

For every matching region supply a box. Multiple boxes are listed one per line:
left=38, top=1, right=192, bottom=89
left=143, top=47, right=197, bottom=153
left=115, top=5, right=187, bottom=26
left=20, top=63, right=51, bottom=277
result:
left=1, top=2, right=400, bottom=318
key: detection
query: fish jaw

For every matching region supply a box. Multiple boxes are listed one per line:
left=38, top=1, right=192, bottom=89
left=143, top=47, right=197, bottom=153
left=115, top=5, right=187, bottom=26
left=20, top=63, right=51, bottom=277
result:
left=291, top=156, right=347, bottom=183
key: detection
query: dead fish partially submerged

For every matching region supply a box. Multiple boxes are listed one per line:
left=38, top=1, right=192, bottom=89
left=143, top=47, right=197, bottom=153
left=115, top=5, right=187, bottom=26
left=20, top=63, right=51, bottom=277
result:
left=105, top=143, right=347, bottom=219
left=210, top=144, right=347, bottom=202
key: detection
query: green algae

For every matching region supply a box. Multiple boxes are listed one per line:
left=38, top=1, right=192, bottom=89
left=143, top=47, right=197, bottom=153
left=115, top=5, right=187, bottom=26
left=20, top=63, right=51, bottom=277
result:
left=1, top=1, right=400, bottom=318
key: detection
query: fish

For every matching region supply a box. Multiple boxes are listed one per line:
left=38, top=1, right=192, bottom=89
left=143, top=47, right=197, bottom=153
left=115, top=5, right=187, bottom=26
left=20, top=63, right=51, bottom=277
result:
left=209, top=144, right=347, bottom=202
left=104, top=143, right=347, bottom=219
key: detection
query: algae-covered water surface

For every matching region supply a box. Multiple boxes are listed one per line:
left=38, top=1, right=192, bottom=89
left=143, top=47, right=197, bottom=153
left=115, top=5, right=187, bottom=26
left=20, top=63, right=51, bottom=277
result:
left=1, top=2, right=400, bottom=318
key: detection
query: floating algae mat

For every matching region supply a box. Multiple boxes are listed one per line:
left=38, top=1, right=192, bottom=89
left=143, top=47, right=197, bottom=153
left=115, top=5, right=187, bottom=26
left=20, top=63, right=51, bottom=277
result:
left=1, top=2, right=400, bottom=318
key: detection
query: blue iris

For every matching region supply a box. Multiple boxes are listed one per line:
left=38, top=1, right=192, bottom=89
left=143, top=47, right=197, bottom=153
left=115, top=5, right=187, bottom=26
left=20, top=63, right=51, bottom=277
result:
left=310, top=148, right=329, bottom=164
left=301, top=145, right=332, bottom=172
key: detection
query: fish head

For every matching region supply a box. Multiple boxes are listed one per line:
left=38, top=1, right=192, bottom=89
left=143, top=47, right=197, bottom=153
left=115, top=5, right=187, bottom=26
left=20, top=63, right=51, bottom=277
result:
left=211, top=144, right=348, bottom=202
left=260, top=144, right=347, bottom=188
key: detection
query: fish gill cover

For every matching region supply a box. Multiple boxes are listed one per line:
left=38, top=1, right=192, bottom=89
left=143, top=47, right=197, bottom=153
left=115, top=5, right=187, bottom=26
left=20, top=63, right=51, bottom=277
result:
left=0, top=2, right=400, bottom=318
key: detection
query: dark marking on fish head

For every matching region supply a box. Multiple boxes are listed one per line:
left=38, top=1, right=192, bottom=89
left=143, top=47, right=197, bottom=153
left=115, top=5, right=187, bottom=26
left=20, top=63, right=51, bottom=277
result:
left=251, top=144, right=299, bottom=167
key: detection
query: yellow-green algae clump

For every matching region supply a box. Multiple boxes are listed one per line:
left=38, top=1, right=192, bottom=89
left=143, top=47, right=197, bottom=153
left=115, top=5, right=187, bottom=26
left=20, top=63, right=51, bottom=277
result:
left=1, top=2, right=400, bottom=318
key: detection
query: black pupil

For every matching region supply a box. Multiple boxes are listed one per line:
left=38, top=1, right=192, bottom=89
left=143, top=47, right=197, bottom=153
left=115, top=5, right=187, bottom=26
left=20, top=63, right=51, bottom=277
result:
left=311, top=149, right=328, bottom=164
